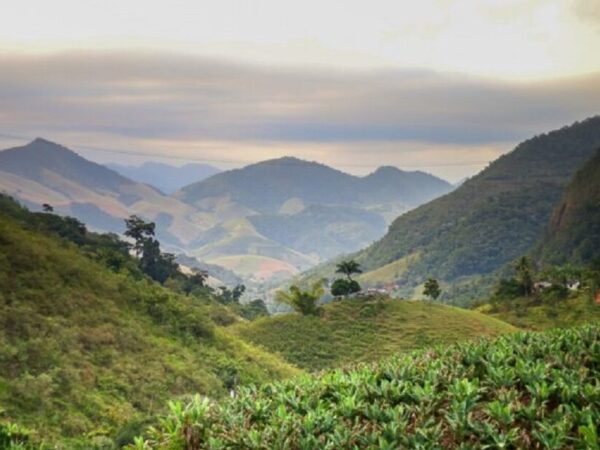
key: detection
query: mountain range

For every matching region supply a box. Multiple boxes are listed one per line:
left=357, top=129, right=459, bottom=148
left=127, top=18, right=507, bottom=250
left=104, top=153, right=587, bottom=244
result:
left=106, top=161, right=221, bottom=194
left=0, top=140, right=452, bottom=284
left=0, top=138, right=204, bottom=249
left=301, top=116, right=600, bottom=302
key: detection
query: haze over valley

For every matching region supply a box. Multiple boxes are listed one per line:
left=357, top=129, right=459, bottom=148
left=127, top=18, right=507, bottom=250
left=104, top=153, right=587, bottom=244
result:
left=2, top=1, right=600, bottom=448
left=0, top=138, right=452, bottom=287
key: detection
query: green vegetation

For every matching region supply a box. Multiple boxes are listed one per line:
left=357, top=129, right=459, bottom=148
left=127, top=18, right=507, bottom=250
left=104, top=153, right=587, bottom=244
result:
left=135, top=323, right=600, bottom=449
left=335, top=259, right=363, bottom=281
left=0, top=196, right=298, bottom=447
left=485, top=293, right=600, bottom=331
left=315, top=117, right=600, bottom=304
left=232, top=298, right=516, bottom=371
left=480, top=257, right=600, bottom=330
left=423, top=278, right=441, bottom=300
left=124, top=214, right=179, bottom=284
left=275, top=281, right=325, bottom=316
left=213, top=285, right=269, bottom=321
left=330, top=278, right=361, bottom=297
left=535, top=148, right=600, bottom=266
left=331, top=260, right=362, bottom=297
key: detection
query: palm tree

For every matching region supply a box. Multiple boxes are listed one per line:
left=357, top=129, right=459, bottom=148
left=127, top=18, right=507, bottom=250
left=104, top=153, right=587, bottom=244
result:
left=275, top=280, right=325, bottom=315
left=335, top=260, right=362, bottom=281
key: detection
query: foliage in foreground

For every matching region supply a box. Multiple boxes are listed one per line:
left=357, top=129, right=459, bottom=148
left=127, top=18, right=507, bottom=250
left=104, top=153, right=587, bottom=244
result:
left=134, top=323, right=600, bottom=449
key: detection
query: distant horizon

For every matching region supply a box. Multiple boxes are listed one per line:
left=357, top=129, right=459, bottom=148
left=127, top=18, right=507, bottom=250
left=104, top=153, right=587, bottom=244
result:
left=0, top=135, right=490, bottom=184
left=2, top=1, right=599, bottom=183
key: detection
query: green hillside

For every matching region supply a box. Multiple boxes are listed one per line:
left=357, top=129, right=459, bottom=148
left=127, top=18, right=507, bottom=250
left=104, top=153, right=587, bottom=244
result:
left=484, top=293, right=600, bottom=331
left=139, top=324, right=600, bottom=449
left=0, top=200, right=298, bottom=446
left=535, top=148, right=600, bottom=266
left=231, top=298, right=516, bottom=371
left=310, top=117, right=600, bottom=303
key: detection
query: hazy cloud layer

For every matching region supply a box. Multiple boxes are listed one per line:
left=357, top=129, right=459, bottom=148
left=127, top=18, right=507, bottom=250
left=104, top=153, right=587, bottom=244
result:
left=1, top=51, right=599, bottom=180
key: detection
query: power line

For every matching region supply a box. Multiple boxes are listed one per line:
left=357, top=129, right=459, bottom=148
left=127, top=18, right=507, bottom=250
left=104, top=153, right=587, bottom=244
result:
left=0, top=132, right=492, bottom=169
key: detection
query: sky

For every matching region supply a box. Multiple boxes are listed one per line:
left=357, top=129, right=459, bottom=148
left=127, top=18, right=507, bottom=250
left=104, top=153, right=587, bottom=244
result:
left=1, top=0, right=599, bottom=182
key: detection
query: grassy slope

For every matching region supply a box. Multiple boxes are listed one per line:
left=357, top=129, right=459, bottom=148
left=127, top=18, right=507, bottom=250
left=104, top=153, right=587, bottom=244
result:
left=143, top=324, right=600, bottom=450
left=483, top=293, right=600, bottom=331
left=0, top=215, right=299, bottom=443
left=231, top=298, right=516, bottom=371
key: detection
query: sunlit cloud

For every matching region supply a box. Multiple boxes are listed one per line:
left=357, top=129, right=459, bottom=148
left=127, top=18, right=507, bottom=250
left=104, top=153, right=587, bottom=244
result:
left=1, top=0, right=600, bottom=78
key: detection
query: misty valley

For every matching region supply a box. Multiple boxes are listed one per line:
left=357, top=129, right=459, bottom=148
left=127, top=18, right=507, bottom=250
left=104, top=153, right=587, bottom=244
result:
left=1, top=116, right=600, bottom=448
left=2, top=4, right=600, bottom=446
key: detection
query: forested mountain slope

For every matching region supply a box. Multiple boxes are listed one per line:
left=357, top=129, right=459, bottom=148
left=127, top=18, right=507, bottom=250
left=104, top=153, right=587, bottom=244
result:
left=534, top=148, right=600, bottom=266
left=319, top=117, right=600, bottom=299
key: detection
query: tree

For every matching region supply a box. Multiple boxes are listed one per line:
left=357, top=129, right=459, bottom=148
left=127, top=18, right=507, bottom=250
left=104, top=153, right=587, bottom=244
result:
left=335, top=260, right=362, bottom=281
left=216, top=284, right=246, bottom=305
left=423, top=278, right=441, bottom=300
left=181, top=268, right=209, bottom=295
left=139, top=239, right=179, bottom=284
left=124, top=215, right=179, bottom=283
left=275, top=281, right=325, bottom=315
left=331, top=278, right=361, bottom=297
left=493, top=278, right=523, bottom=301
left=236, top=299, right=269, bottom=321
left=514, top=256, right=534, bottom=297
left=124, top=215, right=156, bottom=257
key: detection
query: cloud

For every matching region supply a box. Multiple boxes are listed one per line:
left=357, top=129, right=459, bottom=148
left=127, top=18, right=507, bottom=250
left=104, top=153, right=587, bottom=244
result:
left=573, top=0, right=600, bottom=26
left=0, top=50, right=599, bottom=181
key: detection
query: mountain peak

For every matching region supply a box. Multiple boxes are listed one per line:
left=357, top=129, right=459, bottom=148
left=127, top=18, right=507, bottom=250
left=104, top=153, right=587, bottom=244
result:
left=0, top=138, right=134, bottom=191
left=370, top=165, right=404, bottom=176
left=260, top=156, right=314, bottom=166
left=31, top=137, right=53, bottom=144
left=20, top=137, right=77, bottom=157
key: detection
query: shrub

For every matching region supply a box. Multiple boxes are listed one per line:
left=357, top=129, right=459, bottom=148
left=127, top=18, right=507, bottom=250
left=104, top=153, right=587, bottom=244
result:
left=331, top=279, right=361, bottom=297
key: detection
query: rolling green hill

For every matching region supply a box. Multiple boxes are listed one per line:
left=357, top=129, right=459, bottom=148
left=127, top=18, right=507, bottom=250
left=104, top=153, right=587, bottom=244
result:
left=534, top=148, right=600, bottom=266
left=0, top=199, right=298, bottom=446
left=139, top=324, right=600, bottom=450
left=308, top=117, right=600, bottom=302
left=231, top=298, right=516, bottom=371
